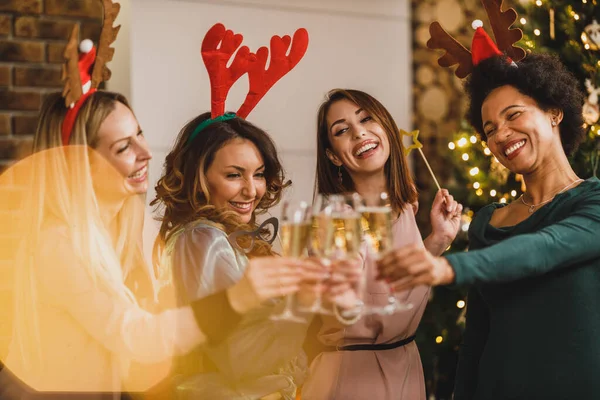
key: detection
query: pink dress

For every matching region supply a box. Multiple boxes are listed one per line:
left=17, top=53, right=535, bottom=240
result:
left=301, top=207, right=430, bottom=400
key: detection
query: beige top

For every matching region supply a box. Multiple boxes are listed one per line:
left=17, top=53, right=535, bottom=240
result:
left=302, top=207, right=430, bottom=400
left=4, top=224, right=203, bottom=393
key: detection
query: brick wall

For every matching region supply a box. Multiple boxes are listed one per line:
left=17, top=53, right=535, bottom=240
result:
left=0, top=0, right=102, bottom=361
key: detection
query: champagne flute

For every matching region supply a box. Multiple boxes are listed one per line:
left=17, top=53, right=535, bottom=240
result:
left=299, top=194, right=335, bottom=314
left=270, top=200, right=311, bottom=322
left=328, top=193, right=366, bottom=318
left=329, top=193, right=363, bottom=259
left=360, top=192, right=413, bottom=315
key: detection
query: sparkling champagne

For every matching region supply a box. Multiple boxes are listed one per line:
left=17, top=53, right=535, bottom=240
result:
left=280, top=222, right=311, bottom=257
left=331, top=214, right=362, bottom=256
left=360, top=206, right=393, bottom=255
left=310, top=214, right=335, bottom=257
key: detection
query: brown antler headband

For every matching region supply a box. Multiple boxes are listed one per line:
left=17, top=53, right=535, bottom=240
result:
left=427, top=0, right=525, bottom=78
left=61, top=0, right=120, bottom=145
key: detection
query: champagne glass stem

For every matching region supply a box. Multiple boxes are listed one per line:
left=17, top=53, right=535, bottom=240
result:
left=271, top=294, right=306, bottom=322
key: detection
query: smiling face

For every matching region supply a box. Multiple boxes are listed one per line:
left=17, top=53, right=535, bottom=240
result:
left=481, top=85, right=563, bottom=174
left=93, top=101, right=152, bottom=197
left=325, top=98, right=391, bottom=176
left=204, top=138, right=267, bottom=224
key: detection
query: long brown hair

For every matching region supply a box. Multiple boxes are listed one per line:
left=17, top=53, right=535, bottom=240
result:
left=315, top=89, right=417, bottom=212
left=151, top=112, right=290, bottom=262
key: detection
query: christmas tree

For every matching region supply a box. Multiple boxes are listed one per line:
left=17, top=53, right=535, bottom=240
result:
left=516, top=0, right=600, bottom=178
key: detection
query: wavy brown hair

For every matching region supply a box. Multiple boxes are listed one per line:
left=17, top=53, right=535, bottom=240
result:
left=151, top=112, right=290, bottom=262
left=315, top=89, right=417, bottom=213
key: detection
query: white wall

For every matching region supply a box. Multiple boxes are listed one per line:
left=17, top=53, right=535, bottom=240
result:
left=111, top=0, right=412, bottom=253
left=107, top=0, right=132, bottom=101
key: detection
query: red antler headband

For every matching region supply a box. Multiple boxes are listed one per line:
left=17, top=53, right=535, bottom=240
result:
left=187, top=23, right=309, bottom=145
left=61, top=0, right=121, bottom=146
left=426, top=0, right=526, bottom=78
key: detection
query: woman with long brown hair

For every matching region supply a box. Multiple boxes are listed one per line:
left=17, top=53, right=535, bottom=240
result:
left=301, top=89, right=462, bottom=399
left=147, top=22, right=336, bottom=399
left=151, top=112, right=321, bottom=400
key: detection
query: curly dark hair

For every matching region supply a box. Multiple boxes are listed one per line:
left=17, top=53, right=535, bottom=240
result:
left=151, top=112, right=290, bottom=262
left=465, top=53, right=585, bottom=156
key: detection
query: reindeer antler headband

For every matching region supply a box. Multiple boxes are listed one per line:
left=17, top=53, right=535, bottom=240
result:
left=61, top=0, right=120, bottom=146
left=427, top=0, right=526, bottom=78
left=186, top=23, right=309, bottom=145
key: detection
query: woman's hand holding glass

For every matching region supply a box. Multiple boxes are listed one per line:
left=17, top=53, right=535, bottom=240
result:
left=323, top=257, right=364, bottom=312
left=376, top=245, right=456, bottom=292
left=229, top=256, right=326, bottom=315
left=359, top=192, right=413, bottom=315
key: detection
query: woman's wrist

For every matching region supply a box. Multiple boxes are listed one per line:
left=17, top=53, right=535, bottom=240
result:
left=226, top=274, right=260, bottom=315
left=438, top=257, right=456, bottom=285
left=423, top=233, right=451, bottom=257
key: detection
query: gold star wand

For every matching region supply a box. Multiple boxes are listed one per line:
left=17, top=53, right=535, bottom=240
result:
left=400, top=129, right=441, bottom=191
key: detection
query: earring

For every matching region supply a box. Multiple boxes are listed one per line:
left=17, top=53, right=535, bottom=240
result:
left=338, top=166, right=343, bottom=186
left=551, top=120, right=557, bottom=126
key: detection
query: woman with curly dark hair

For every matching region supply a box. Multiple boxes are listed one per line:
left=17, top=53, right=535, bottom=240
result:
left=151, top=112, right=320, bottom=399
left=377, top=52, right=600, bottom=399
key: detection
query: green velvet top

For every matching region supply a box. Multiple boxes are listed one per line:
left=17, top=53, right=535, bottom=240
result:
left=446, top=177, right=600, bottom=400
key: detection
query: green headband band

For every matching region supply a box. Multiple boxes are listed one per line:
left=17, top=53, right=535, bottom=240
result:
left=187, top=112, right=237, bottom=145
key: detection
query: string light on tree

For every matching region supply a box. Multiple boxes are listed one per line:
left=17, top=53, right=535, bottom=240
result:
left=448, top=142, right=456, bottom=150
left=456, top=300, right=466, bottom=309
left=462, top=153, right=469, bottom=161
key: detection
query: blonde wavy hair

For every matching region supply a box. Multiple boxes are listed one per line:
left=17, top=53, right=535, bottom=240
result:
left=9, top=91, right=151, bottom=371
